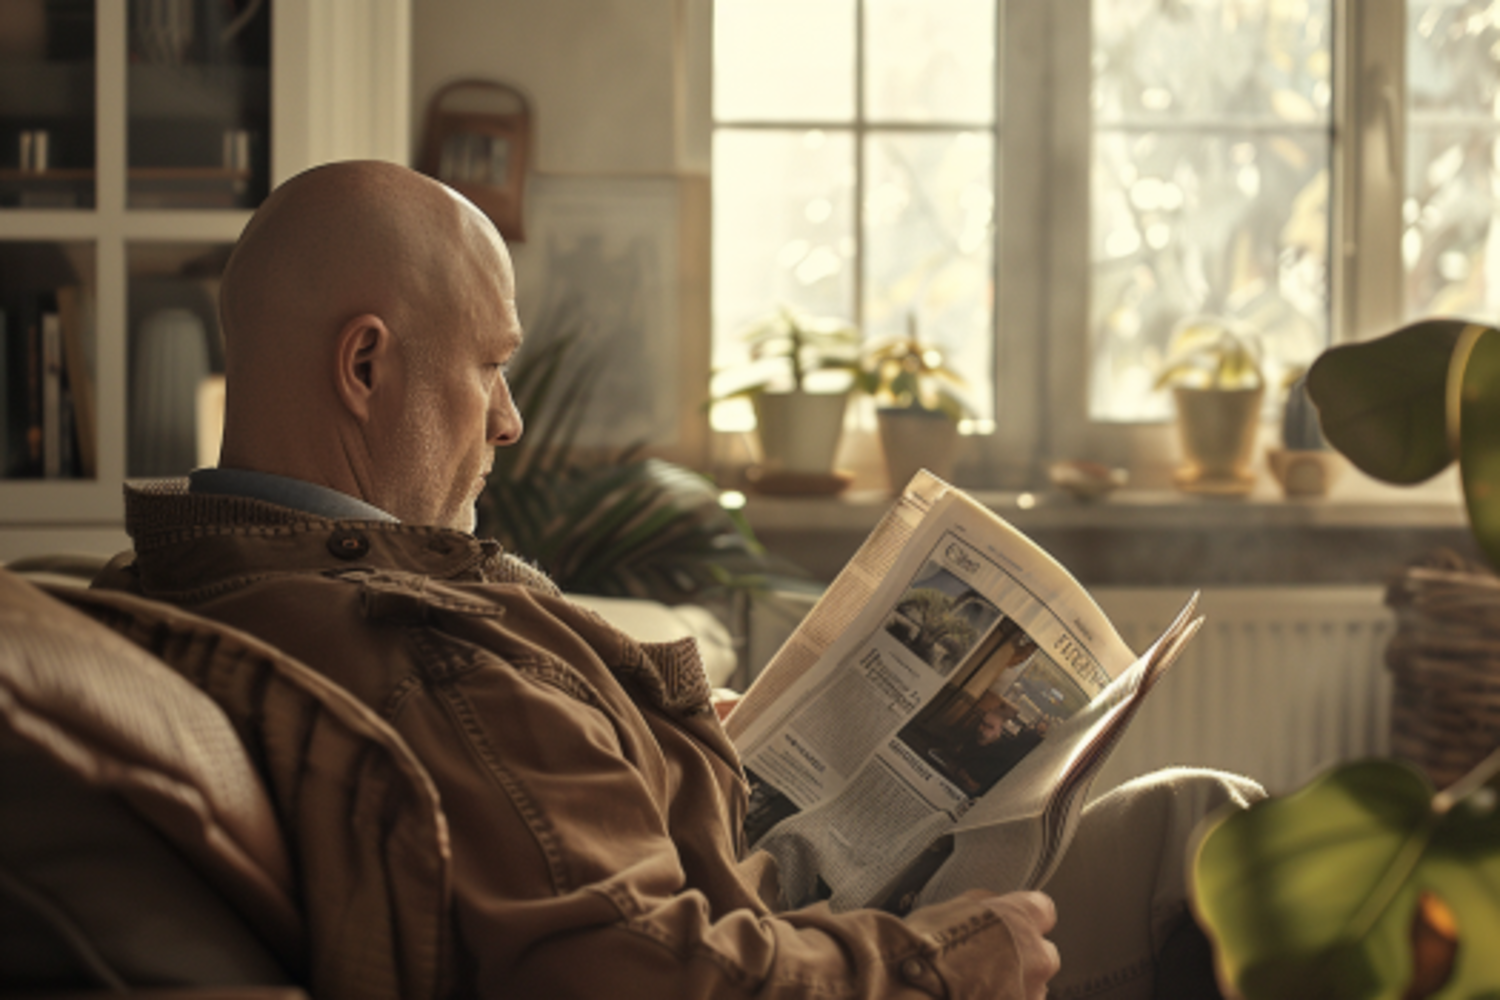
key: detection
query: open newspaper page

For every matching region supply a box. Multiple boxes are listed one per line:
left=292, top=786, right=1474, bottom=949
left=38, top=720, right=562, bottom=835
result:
left=724, top=472, right=1199, bottom=912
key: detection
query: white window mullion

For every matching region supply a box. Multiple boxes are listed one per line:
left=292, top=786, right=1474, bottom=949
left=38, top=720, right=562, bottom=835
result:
left=987, top=0, right=1069, bottom=487
left=1042, top=0, right=1187, bottom=484
left=1334, top=0, right=1406, bottom=344
left=854, top=0, right=867, bottom=333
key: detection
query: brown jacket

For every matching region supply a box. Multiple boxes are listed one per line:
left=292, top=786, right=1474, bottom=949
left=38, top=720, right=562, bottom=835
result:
left=96, top=480, right=1028, bottom=999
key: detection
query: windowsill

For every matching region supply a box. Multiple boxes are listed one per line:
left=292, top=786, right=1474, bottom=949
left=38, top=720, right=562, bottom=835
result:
left=743, top=467, right=1477, bottom=587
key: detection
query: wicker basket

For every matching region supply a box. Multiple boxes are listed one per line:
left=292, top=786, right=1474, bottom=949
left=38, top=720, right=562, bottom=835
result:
left=1386, top=551, right=1500, bottom=789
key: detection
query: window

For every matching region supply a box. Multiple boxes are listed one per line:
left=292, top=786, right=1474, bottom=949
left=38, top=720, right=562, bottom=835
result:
left=1090, top=1, right=1333, bottom=422
left=1405, top=0, right=1500, bottom=321
left=710, top=0, right=1500, bottom=486
left=711, top=0, right=997, bottom=433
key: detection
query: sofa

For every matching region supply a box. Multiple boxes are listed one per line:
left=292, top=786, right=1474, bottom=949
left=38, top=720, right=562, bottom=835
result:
left=0, top=562, right=735, bottom=998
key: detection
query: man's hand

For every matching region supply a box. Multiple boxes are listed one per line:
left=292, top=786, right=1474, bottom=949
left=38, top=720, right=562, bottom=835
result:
left=974, top=890, right=1060, bottom=1000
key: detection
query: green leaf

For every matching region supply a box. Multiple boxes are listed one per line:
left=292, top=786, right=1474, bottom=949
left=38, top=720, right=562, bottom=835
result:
left=477, top=318, right=805, bottom=602
left=1306, top=320, right=1467, bottom=484
left=1192, top=757, right=1500, bottom=1000
left=1457, top=326, right=1500, bottom=571
left=1154, top=318, right=1264, bottom=390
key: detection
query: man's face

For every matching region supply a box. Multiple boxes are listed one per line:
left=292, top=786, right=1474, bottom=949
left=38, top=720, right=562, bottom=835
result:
left=382, top=215, right=523, bottom=532
left=976, top=711, right=1006, bottom=746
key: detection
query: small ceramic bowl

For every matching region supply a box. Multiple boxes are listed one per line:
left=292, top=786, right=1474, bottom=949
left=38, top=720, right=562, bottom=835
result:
left=1267, top=448, right=1341, bottom=498
left=1049, top=460, right=1129, bottom=501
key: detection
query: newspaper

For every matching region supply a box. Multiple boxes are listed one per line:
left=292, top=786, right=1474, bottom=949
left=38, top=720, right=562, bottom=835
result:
left=724, top=471, right=1201, bottom=913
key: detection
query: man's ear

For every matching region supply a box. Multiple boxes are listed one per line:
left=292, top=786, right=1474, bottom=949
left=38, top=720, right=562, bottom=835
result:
left=334, top=314, right=393, bottom=422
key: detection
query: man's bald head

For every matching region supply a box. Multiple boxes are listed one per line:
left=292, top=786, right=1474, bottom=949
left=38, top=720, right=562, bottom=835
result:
left=216, top=161, right=523, bottom=529
left=221, top=161, right=482, bottom=388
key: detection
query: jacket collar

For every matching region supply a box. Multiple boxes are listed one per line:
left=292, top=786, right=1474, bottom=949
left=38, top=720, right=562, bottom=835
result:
left=117, top=479, right=558, bottom=599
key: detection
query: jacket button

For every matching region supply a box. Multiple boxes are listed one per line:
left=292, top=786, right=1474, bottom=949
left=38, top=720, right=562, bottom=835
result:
left=900, top=957, right=930, bottom=984
left=328, top=529, right=371, bottom=560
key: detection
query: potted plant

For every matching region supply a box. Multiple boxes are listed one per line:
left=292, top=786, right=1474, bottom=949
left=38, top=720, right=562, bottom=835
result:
left=1189, top=318, right=1500, bottom=1000
left=478, top=319, right=799, bottom=605
left=855, top=315, right=973, bottom=492
left=712, top=307, right=860, bottom=482
left=1265, top=369, right=1341, bottom=498
left=1154, top=315, right=1265, bottom=495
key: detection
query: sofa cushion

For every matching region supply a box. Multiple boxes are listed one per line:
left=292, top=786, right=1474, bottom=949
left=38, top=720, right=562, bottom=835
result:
left=0, top=735, right=295, bottom=990
left=568, top=593, right=739, bottom=687
left=50, top=582, right=454, bottom=1000
left=0, top=568, right=302, bottom=987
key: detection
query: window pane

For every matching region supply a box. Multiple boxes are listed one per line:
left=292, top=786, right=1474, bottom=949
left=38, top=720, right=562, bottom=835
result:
left=1408, top=0, right=1500, bottom=117
left=1403, top=128, right=1500, bottom=319
left=1405, top=1, right=1500, bottom=319
left=1090, top=130, right=1329, bottom=421
left=1093, top=0, right=1332, bottom=124
left=865, top=0, right=994, bottom=124
left=864, top=131, right=993, bottom=421
left=712, top=129, right=855, bottom=427
left=715, top=0, right=855, bottom=122
left=1090, top=0, right=1331, bottom=422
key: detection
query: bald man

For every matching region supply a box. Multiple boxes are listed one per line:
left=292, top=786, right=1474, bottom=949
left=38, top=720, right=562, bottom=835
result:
left=96, top=162, right=1258, bottom=1000
left=213, top=158, right=521, bottom=529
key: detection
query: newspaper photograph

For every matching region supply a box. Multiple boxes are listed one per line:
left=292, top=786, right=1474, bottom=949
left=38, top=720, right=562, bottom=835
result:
left=725, top=472, right=1198, bottom=912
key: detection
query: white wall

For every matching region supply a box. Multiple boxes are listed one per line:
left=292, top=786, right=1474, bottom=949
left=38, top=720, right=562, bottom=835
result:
left=410, top=0, right=701, bottom=176
left=410, top=0, right=713, bottom=464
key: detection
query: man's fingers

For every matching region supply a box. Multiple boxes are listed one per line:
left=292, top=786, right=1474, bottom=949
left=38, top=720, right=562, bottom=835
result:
left=983, top=891, right=1061, bottom=1000
left=1009, top=890, right=1057, bottom=933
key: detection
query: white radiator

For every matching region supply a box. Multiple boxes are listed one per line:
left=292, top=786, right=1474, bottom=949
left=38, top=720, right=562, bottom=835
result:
left=1093, top=587, right=1394, bottom=795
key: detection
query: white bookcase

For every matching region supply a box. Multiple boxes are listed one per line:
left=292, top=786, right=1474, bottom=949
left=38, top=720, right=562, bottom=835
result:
left=0, top=0, right=410, bottom=561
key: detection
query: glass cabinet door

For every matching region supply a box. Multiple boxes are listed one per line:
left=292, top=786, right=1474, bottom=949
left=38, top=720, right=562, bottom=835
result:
left=0, top=0, right=96, bottom=209
left=127, top=0, right=271, bottom=209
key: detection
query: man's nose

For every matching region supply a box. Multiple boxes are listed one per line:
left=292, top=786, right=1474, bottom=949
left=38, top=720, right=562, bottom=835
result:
left=488, top=382, right=523, bottom=446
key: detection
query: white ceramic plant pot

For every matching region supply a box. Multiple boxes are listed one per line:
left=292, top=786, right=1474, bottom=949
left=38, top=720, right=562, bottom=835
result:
left=752, top=391, right=848, bottom=474
left=1171, top=386, right=1263, bottom=492
left=877, top=407, right=959, bottom=493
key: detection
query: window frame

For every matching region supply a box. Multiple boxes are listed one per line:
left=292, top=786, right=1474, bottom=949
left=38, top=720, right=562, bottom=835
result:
left=706, top=0, right=1413, bottom=490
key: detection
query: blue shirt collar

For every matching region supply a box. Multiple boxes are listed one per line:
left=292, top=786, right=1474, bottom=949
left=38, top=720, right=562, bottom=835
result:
left=188, top=468, right=399, bottom=523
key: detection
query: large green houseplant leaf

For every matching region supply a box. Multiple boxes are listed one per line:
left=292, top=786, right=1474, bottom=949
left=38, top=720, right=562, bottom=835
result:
left=1457, top=326, right=1500, bottom=568
left=1193, top=754, right=1500, bottom=1000
left=1307, top=319, right=1500, bottom=569
left=1305, top=320, right=1464, bottom=485
left=1190, top=320, right=1500, bottom=1000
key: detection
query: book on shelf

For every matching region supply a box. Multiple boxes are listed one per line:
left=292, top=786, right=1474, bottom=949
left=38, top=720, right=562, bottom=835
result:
left=0, top=308, right=7, bottom=478
left=23, top=294, right=43, bottom=477
left=41, top=310, right=61, bottom=479
left=724, top=471, right=1200, bottom=912
left=2, top=288, right=92, bottom=481
left=56, top=286, right=96, bottom=478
